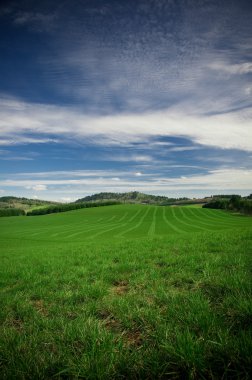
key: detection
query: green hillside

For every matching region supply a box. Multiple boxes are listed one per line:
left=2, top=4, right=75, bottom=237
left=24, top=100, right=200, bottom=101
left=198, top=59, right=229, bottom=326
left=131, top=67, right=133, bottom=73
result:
left=1, top=204, right=251, bottom=241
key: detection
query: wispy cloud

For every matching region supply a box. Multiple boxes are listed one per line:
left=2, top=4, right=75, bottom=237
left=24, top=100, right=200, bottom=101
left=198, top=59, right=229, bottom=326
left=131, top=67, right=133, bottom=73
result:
left=1, top=156, right=34, bottom=161
left=13, top=10, right=56, bottom=30
left=14, top=170, right=127, bottom=178
left=0, top=1, right=251, bottom=200
left=0, top=97, right=251, bottom=151
left=1, top=168, right=252, bottom=200
left=26, top=184, right=47, bottom=191
left=168, top=146, right=201, bottom=153
left=103, top=154, right=153, bottom=163
left=3, top=0, right=249, bottom=117
left=209, top=61, right=252, bottom=75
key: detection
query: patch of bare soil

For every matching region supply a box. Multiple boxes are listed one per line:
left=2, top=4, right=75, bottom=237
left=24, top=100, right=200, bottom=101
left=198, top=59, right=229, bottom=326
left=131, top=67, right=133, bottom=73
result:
left=31, top=299, right=49, bottom=317
left=123, top=330, right=143, bottom=348
left=111, top=280, right=129, bottom=295
left=8, top=317, right=23, bottom=331
left=97, top=309, right=122, bottom=333
left=66, top=311, right=78, bottom=320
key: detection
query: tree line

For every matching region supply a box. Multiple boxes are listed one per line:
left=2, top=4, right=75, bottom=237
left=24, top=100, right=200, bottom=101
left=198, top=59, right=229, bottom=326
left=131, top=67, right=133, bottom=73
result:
left=203, top=195, right=252, bottom=215
left=0, top=208, right=25, bottom=217
left=26, top=201, right=120, bottom=216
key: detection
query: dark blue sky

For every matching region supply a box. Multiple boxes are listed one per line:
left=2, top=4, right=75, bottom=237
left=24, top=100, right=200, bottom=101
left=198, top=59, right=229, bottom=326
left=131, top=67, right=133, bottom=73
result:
left=0, top=0, right=252, bottom=200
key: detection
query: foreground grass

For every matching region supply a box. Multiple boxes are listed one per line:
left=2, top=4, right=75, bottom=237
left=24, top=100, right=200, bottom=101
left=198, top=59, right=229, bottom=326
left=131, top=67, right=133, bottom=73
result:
left=0, top=225, right=252, bottom=379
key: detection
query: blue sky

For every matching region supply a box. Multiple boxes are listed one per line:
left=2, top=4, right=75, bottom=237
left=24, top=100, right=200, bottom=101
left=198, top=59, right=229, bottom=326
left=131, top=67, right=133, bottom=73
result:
left=0, top=0, right=252, bottom=201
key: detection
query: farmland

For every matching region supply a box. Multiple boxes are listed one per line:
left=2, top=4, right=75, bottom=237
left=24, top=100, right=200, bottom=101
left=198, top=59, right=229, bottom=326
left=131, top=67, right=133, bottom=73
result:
left=1, top=204, right=251, bottom=241
left=0, top=204, right=252, bottom=379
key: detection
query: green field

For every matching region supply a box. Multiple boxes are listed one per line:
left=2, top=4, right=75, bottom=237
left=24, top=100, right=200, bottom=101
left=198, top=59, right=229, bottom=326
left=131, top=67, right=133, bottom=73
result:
left=0, top=205, right=252, bottom=379
left=1, top=204, right=251, bottom=241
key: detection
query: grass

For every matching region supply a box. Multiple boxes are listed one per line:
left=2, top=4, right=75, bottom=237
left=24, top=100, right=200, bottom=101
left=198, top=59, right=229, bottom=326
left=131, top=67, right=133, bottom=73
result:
left=0, top=204, right=251, bottom=242
left=0, top=204, right=252, bottom=379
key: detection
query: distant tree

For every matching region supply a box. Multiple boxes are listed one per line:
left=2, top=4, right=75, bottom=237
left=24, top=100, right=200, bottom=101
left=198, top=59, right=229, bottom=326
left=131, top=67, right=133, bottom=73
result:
left=27, top=201, right=120, bottom=216
left=0, top=208, right=25, bottom=217
left=229, top=195, right=241, bottom=210
left=203, top=195, right=252, bottom=215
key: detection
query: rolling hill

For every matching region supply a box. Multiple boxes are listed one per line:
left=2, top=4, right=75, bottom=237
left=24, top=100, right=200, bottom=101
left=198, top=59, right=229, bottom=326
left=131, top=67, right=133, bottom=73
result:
left=75, top=191, right=191, bottom=205
left=0, top=196, right=60, bottom=212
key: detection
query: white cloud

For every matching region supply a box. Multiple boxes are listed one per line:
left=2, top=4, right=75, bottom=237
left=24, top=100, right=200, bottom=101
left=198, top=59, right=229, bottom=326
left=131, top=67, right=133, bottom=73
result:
left=0, top=136, right=58, bottom=146
left=1, top=156, right=34, bottom=161
left=15, top=170, right=119, bottom=178
left=2, top=168, right=252, bottom=195
left=60, top=197, right=73, bottom=202
left=209, top=61, right=252, bottom=75
left=0, top=98, right=251, bottom=152
left=103, top=153, right=153, bottom=162
left=168, top=146, right=201, bottom=152
left=245, top=87, right=252, bottom=95
left=26, top=184, right=47, bottom=191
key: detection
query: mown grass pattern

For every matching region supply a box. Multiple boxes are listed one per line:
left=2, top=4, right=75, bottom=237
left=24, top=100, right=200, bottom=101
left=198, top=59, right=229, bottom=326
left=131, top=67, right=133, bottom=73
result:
left=0, top=205, right=252, bottom=379
left=0, top=204, right=251, bottom=242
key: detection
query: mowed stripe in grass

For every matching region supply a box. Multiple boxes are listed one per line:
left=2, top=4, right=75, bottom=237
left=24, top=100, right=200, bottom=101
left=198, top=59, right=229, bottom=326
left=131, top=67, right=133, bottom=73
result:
left=0, top=217, right=251, bottom=379
left=0, top=204, right=251, bottom=242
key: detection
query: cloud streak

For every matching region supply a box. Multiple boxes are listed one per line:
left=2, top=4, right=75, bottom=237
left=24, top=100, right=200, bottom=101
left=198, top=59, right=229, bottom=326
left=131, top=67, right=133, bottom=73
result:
left=0, top=97, right=251, bottom=151
left=1, top=169, right=252, bottom=198
left=26, top=184, right=47, bottom=191
left=209, top=61, right=252, bottom=75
